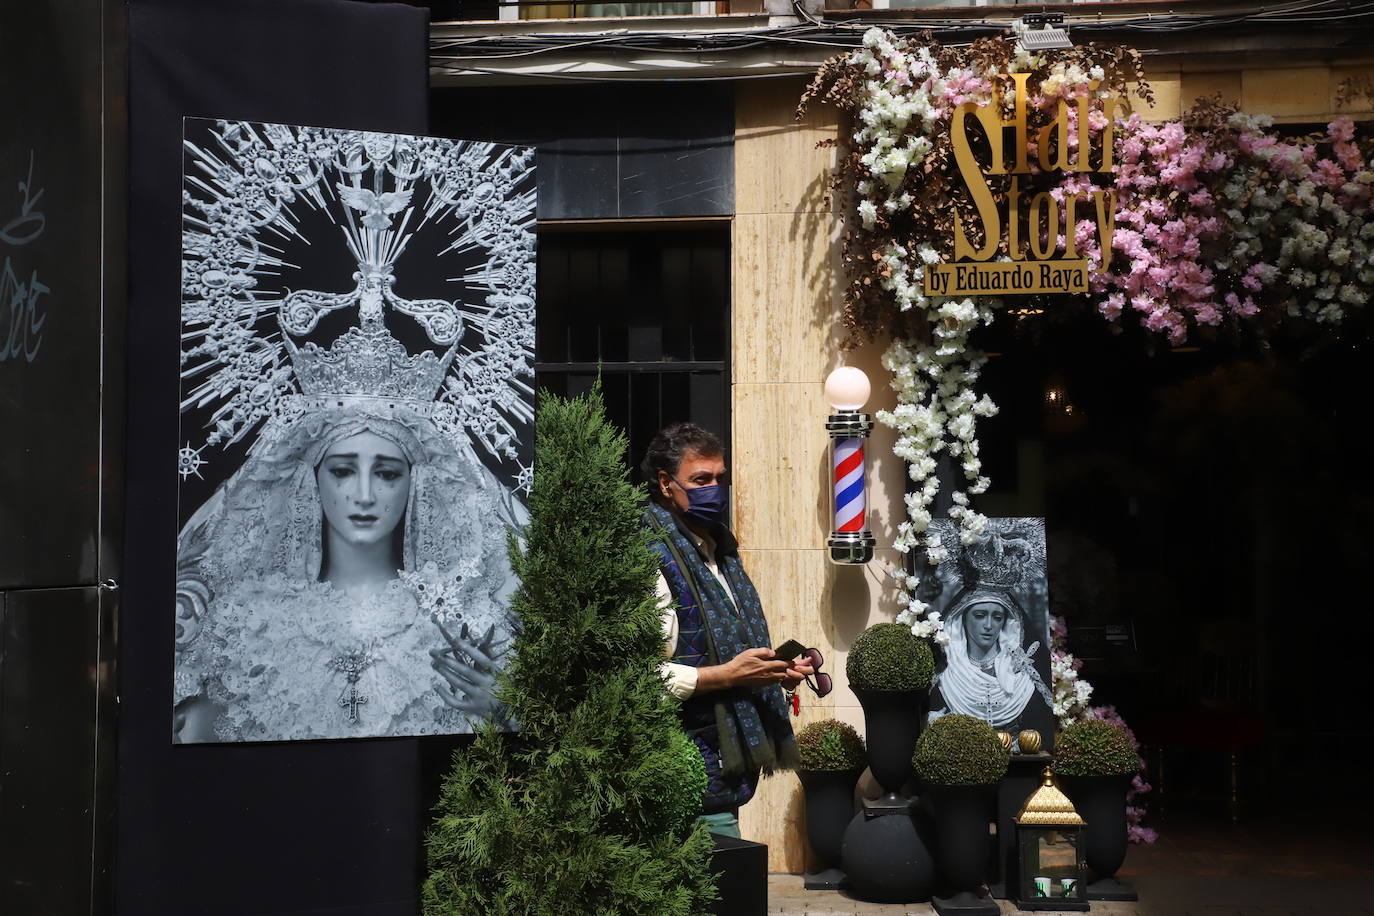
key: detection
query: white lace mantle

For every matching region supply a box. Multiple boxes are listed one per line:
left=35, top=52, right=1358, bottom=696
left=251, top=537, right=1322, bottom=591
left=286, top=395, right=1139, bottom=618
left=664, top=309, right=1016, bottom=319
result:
left=176, top=574, right=504, bottom=741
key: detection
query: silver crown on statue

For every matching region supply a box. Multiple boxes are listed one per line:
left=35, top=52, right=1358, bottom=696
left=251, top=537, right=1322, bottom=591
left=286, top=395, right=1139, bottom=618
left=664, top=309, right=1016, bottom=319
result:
left=958, top=518, right=1046, bottom=590
left=286, top=320, right=454, bottom=414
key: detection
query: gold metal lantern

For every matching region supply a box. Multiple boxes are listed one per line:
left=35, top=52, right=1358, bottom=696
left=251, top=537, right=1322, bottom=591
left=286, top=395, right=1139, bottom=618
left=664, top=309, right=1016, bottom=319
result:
left=1014, top=768, right=1089, bottom=911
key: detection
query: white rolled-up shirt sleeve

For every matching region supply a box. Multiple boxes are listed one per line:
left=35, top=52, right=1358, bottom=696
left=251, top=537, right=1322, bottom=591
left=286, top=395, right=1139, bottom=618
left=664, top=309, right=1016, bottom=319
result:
left=657, top=571, right=698, bottom=700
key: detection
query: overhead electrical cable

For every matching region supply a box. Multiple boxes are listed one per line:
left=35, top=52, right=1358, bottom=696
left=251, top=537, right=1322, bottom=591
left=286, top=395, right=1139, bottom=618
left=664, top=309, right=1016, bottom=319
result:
left=429, top=0, right=1374, bottom=78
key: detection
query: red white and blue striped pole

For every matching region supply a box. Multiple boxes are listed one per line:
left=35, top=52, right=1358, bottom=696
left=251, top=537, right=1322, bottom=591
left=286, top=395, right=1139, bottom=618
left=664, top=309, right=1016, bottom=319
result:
left=833, top=438, right=867, bottom=534
left=824, top=367, right=875, bottom=565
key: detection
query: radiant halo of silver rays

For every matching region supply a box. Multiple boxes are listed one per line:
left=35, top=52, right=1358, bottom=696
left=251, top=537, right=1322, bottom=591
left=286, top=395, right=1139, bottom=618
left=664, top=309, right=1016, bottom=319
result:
left=180, top=119, right=535, bottom=475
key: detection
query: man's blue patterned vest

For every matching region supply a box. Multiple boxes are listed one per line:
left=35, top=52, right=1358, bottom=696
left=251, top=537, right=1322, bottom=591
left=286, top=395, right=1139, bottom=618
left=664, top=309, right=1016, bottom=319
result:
left=651, top=537, right=758, bottom=814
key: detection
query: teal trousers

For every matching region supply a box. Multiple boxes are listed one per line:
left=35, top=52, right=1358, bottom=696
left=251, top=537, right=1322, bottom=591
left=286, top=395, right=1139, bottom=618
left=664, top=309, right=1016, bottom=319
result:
left=697, top=810, right=741, bottom=838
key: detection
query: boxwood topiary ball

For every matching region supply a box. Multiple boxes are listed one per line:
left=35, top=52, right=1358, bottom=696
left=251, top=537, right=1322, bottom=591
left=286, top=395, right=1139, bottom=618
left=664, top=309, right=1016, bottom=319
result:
left=797, top=719, right=867, bottom=772
left=912, top=713, right=1010, bottom=786
left=1053, top=719, right=1139, bottom=778
left=845, top=622, right=934, bottom=692
left=656, top=729, right=709, bottom=837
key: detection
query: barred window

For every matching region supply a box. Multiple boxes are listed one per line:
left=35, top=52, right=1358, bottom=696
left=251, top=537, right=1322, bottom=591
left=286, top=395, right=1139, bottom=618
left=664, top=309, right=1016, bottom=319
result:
left=535, top=223, right=730, bottom=481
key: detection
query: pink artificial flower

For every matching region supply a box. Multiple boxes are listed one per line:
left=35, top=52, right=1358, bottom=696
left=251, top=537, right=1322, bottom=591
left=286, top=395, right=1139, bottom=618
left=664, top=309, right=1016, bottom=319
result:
left=1100, top=292, right=1125, bottom=320
left=1193, top=303, right=1222, bottom=326
left=1128, top=824, right=1159, bottom=844
left=1335, top=140, right=1363, bottom=173
left=1329, top=116, right=1356, bottom=144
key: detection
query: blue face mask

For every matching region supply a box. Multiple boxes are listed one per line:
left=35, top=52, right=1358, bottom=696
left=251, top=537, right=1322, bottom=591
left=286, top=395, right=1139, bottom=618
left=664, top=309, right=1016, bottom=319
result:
left=673, top=476, right=728, bottom=528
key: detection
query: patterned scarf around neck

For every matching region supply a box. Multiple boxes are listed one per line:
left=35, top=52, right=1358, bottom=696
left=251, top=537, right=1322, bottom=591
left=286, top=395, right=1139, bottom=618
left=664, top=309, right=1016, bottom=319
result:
left=645, top=502, right=799, bottom=779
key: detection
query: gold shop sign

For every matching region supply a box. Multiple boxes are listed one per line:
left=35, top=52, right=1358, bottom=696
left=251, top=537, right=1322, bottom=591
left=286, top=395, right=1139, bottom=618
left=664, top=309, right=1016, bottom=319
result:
left=925, top=74, right=1121, bottom=297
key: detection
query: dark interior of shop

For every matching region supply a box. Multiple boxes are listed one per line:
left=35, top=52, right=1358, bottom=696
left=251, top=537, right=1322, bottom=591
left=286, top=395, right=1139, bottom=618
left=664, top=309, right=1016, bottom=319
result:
left=977, top=304, right=1370, bottom=841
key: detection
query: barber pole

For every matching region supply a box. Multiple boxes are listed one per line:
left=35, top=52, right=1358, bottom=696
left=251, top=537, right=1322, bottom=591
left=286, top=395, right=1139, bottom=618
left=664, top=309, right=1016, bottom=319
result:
left=833, top=438, right=867, bottom=534
left=823, top=367, right=876, bottom=565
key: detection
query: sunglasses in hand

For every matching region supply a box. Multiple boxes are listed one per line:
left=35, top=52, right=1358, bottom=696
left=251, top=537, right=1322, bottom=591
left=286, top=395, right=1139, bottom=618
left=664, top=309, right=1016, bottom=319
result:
left=793, top=647, right=832, bottom=698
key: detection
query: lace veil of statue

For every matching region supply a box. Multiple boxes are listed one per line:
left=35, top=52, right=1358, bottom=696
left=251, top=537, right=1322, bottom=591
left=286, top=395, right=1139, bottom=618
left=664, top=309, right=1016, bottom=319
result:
left=939, top=587, right=1036, bottom=727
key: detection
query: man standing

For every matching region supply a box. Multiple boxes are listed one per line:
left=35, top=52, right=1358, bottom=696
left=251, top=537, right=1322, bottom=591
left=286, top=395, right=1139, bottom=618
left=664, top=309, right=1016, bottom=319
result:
left=641, top=422, right=810, bottom=838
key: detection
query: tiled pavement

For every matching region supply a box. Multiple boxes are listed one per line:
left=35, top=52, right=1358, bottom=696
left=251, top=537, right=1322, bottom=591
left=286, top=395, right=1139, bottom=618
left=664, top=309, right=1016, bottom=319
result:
left=766, top=874, right=1374, bottom=915
left=765, top=815, right=1374, bottom=916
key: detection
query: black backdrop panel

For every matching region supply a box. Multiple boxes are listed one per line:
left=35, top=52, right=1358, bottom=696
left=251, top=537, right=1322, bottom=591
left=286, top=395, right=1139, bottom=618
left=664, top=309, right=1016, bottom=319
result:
left=431, top=83, right=733, bottom=220
left=0, top=0, right=109, bottom=588
left=0, top=586, right=107, bottom=914
left=121, top=2, right=438, bottom=913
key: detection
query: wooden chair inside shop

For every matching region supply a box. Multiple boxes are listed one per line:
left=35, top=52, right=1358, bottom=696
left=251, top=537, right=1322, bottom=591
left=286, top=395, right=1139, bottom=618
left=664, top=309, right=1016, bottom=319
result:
left=1136, top=620, right=1266, bottom=824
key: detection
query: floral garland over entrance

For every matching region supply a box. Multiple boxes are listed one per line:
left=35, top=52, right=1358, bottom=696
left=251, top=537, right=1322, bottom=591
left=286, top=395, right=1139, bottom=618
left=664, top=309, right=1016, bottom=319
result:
left=802, top=27, right=1372, bottom=841
left=802, top=26, right=1372, bottom=641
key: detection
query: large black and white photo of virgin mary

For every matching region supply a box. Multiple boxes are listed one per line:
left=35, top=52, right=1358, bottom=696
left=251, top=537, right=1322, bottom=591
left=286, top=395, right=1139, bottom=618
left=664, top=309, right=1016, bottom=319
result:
left=172, top=119, right=535, bottom=743
left=918, top=518, right=1056, bottom=749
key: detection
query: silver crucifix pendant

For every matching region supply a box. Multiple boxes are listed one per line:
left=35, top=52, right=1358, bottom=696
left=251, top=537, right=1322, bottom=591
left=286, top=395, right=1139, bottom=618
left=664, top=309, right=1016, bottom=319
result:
left=327, top=650, right=377, bottom=725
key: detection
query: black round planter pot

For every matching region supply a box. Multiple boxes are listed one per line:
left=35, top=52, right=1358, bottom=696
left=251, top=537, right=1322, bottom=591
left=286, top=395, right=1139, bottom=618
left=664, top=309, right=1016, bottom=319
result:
left=852, top=687, right=926, bottom=802
left=928, top=784, right=1000, bottom=916
left=1059, top=774, right=1138, bottom=901
left=798, top=767, right=862, bottom=890
left=840, top=805, right=937, bottom=904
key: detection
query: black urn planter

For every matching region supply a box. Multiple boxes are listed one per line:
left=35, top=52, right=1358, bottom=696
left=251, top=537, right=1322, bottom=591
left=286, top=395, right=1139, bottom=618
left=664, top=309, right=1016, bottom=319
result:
left=1059, top=774, right=1138, bottom=901
left=927, top=784, right=999, bottom=916
left=798, top=767, right=862, bottom=890
left=840, top=804, right=937, bottom=904
left=852, top=687, right=925, bottom=802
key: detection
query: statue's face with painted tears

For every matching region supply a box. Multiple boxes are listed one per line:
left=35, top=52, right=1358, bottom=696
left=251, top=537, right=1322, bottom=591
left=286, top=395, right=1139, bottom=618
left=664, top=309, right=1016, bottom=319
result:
left=965, top=600, right=1008, bottom=657
left=316, top=430, right=412, bottom=554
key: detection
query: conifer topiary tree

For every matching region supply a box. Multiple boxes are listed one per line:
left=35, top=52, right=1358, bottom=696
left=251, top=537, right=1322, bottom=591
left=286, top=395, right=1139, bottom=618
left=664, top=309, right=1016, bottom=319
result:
left=423, top=386, right=717, bottom=916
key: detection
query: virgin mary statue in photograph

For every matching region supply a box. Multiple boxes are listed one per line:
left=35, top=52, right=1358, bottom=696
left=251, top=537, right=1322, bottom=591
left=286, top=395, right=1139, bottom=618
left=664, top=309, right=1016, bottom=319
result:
left=172, top=120, right=535, bottom=743
left=922, top=518, right=1056, bottom=741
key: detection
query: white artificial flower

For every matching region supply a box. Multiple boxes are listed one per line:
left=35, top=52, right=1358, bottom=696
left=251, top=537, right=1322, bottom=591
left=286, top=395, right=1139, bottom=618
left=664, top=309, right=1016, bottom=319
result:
left=858, top=199, right=878, bottom=229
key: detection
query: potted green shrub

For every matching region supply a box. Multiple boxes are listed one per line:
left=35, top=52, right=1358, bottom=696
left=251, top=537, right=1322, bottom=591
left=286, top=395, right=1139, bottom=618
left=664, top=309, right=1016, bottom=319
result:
left=845, top=622, right=935, bottom=801
left=838, top=624, right=939, bottom=906
left=1053, top=719, right=1140, bottom=901
left=796, top=719, right=866, bottom=889
left=913, top=714, right=1009, bottom=916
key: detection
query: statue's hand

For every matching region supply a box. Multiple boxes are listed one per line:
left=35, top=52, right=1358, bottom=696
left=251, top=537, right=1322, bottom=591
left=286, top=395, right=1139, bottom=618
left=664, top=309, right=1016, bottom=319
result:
left=430, top=619, right=502, bottom=719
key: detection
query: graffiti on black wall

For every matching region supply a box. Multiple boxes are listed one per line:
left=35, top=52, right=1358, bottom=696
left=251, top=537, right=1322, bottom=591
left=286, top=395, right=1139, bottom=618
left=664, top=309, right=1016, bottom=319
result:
left=1, top=150, right=49, bottom=364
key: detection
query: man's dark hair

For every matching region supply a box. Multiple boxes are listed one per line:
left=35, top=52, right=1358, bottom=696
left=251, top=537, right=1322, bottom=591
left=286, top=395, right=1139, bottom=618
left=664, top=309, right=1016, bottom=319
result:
left=639, top=422, right=723, bottom=495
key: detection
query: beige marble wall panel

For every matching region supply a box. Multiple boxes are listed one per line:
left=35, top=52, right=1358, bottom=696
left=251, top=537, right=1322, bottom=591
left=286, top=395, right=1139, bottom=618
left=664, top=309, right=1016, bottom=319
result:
left=736, top=77, right=839, bottom=216
left=1243, top=66, right=1331, bottom=118
left=1181, top=70, right=1242, bottom=109
left=730, top=247, right=912, bottom=549
left=732, top=212, right=846, bottom=385
left=738, top=744, right=805, bottom=873
left=1129, top=74, right=1180, bottom=122
left=1332, top=65, right=1374, bottom=115
left=732, top=382, right=831, bottom=551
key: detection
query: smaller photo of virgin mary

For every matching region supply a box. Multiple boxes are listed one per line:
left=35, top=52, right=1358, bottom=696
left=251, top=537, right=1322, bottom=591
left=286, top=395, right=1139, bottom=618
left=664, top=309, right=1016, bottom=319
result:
left=919, top=518, right=1055, bottom=746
